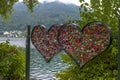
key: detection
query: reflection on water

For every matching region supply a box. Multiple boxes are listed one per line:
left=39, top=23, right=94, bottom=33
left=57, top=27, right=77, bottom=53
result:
left=0, top=37, right=68, bottom=80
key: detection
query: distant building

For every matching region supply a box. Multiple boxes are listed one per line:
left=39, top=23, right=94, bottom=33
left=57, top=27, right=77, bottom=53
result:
left=2, top=30, right=25, bottom=37
left=3, top=31, right=10, bottom=37
left=4, top=31, right=9, bottom=35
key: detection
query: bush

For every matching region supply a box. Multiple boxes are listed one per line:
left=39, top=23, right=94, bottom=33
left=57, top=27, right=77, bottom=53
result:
left=0, top=40, right=25, bottom=80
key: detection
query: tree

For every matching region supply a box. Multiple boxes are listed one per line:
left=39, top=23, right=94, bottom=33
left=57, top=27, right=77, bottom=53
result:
left=0, top=0, right=39, bottom=20
left=23, top=0, right=39, bottom=12
left=79, top=0, right=120, bottom=35
left=0, top=0, right=18, bottom=20
left=0, top=40, right=25, bottom=80
left=56, top=0, right=119, bottom=79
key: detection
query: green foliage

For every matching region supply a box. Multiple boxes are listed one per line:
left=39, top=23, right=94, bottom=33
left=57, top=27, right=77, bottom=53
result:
left=78, top=0, right=120, bottom=35
left=0, top=40, right=25, bottom=80
left=23, top=0, right=39, bottom=12
left=0, top=0, right=18, bottom=20
left=0, top=0, right=39, bottom=20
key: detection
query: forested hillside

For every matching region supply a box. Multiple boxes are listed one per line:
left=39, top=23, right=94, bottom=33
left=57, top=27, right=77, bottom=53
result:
left=0, top=1, right=80, bottom=31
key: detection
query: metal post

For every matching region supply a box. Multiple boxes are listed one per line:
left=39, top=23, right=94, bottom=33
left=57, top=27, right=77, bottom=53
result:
left=26, top=25, right=31, bottom=80
left=118, top=18, right=120, bottom=80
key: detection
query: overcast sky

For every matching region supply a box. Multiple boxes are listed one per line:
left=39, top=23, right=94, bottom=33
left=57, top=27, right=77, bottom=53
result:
left=19, top=0, right=90, bottom=6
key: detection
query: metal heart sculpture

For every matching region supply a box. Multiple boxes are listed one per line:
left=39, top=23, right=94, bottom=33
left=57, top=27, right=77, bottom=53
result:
left=58, top=22, right=112, bottom=67
left=31, top=25, right=60, bottom=62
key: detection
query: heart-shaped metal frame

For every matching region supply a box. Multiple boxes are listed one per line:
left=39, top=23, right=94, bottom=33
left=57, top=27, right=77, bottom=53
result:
left=31, top=24, right=60, bottom=62
left=58, top=22, right=112, bottom=67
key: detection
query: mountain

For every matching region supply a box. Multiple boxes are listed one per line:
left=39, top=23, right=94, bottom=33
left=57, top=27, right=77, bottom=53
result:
left=0, top=1, right=80, bottom=31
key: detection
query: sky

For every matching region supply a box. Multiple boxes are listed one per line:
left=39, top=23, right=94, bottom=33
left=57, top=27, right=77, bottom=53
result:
left=19, top=0, right=90, bottom=6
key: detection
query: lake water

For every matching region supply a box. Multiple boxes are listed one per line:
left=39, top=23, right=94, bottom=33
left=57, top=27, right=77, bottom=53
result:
left=0, top=38, right=67, bottom=80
